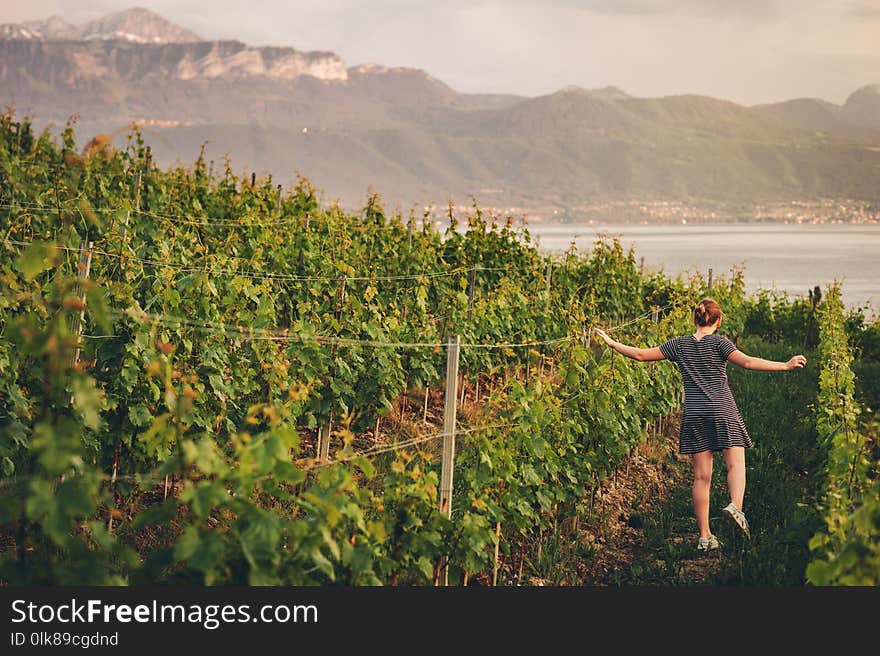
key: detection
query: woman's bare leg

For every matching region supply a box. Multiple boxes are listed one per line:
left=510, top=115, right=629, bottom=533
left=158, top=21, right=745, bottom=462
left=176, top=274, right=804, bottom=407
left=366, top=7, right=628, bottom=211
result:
left=692, top=451, right=713, bottom=538
left=723, top=447, right=746, bottom=511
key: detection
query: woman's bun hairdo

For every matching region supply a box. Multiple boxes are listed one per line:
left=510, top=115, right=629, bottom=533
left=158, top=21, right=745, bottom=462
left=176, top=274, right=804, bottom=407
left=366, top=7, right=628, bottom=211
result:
left=694, top=298, right=722, bottom=327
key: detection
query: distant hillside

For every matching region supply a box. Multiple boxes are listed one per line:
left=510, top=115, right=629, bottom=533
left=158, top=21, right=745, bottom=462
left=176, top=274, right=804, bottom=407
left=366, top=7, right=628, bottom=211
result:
left=753, top=86, right=880, bottom=140
left=2, top=7, right=879, bottom=210
left=841, top=84, right=880, bottom=127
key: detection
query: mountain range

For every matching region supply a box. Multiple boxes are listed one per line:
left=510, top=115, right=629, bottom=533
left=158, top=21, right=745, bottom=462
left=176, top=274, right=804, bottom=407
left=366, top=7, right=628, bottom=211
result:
left=0, top=7, right=201, bottom=44
left=2, top=7, right=879, bottom=213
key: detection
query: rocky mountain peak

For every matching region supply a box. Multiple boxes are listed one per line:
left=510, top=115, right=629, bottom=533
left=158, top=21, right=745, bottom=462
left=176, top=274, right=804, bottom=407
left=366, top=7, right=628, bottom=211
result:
left=79, top=7, right=202, bottom=44
left=23, top=15, right=78, bottom=39
left=0, top=7, right=202, bottom=44
left=0, top=14, right=77, bottom=40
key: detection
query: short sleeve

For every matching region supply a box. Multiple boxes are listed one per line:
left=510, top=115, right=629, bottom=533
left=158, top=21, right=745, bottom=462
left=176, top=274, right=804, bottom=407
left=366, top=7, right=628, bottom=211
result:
left=659, top=337, right=679, bottom=363
left=718, top=335, right=738, bottom=361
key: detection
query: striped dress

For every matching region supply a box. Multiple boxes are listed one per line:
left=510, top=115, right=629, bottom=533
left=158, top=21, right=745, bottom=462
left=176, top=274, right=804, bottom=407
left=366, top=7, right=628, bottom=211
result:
left=659, top=333, right=753, bottom=455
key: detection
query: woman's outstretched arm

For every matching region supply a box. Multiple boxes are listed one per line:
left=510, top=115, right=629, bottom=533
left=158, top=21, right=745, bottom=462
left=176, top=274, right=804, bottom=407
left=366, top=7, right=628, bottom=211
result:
left=592, top=328, right=665, bottom=362
left=728, top=349, right=807, bottom=371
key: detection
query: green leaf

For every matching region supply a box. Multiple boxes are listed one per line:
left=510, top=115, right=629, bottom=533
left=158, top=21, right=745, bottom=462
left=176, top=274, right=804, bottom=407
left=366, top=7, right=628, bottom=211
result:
left=5, top=419, right=29, bottom=449
left=32, top=420, right=83, bottom=476
left=174, top=525, right=201, bottom=562
left=320, top=525, right=341, bottom=560
left=85, top=285, right=112, bottom=333
left=128, top=403, right=152, bottom=427
left=71, top=376, right=104, bottom=431
left=25, top=477, right=98, bottom=546
left=15, top=241, right=57, bottom=280
left=417, top=556, right=434, bottom=582
left=353, top=456, right=374, bottom=478
left=131, top=499, right=178, bottom=529
left=181, top=481, right=229, bottom=518
left=311, top=549, right=336, bottom=581
left=181, top=439, right=222, bottom=474
left=239, top=514, right=281, bottom=573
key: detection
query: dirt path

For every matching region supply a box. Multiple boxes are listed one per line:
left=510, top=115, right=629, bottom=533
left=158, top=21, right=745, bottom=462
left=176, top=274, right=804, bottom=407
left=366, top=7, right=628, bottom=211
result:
left=574, top=412, right=734, bottom=586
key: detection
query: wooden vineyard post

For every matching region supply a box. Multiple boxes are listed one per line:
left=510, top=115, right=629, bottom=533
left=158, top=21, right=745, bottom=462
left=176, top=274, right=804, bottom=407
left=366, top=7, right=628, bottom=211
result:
left=467, top=266, right=477, bottom=321
left=108, top=434, right=123, bottom=532
left=317, top=422, right=332, bottom=461
left=276, top=184, right=283, bottom=215
left=133, top=168, right=142, bottom=211
left=62, top=240, right=93, bottom=487
left=122, top=169, right=141, bottom=239
left=492, top=520, right=502, bottom=586
left=142, top=148, right=152, bottom=211
left=69, top=241, right=94, bottom=373
left=707, top=267, right=713, bottom=293
left=400, top=374, right=409, bottom=420
left=545, top=260, right=552, bottom=294
left=68, top=237, right=93, bottom=487
left=438, top=335, right=461, bottom=586
left=804, top=286, right=820, bottom=350
left=317, top=275, right=347, bottom=460
left=649, top=306, right=659, bottom=374
left=439, top=336, right=461, bottom=516
left=462, top=267, right=475, bottom=408
left=492, top=479, right=504, bottom=586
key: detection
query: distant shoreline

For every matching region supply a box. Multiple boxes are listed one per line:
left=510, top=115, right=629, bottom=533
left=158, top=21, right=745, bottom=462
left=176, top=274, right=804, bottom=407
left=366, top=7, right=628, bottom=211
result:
left=527, top=222, right=880, bottom=317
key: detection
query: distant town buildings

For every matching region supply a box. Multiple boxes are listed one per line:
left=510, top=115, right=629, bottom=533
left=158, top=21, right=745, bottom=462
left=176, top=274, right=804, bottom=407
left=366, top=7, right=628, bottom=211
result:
left=428, top=199, right=879, bottom=225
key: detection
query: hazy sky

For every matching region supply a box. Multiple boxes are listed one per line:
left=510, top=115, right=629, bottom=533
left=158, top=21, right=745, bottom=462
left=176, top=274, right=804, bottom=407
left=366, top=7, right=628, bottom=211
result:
left=1, top=0, right=878, bottom=105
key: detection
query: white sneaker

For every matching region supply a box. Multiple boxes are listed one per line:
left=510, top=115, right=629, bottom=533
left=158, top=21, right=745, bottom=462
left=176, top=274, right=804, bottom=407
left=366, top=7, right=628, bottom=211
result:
left=697, top=535, right=720, bottom=551
left=722, top=502, right=751, bottom=539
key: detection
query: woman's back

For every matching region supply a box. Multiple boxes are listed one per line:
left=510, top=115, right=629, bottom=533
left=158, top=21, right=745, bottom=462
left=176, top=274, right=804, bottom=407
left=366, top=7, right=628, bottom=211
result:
left=660, top=333, right=737, bottom=412
left=660, top=333, right=751, bottom=454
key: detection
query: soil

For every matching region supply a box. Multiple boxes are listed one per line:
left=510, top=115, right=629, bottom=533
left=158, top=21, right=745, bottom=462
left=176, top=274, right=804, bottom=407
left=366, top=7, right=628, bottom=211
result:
left=572, top=412, right=729, bottom=586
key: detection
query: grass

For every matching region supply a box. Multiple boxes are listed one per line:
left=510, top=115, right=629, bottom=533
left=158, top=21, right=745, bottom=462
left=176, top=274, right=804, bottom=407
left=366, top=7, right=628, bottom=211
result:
left=715, top=337, right=822, bottom=585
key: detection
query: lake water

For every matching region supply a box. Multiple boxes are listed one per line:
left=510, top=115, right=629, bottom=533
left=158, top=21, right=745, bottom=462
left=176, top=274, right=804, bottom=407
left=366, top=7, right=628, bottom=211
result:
left=527, top=223, right=880, bottom=315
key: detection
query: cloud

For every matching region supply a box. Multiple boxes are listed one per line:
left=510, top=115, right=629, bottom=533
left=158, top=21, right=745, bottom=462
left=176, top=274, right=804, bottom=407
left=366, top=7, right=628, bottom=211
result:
left=847, top=2, right=880, bottom=19
left=1, top=0, right=877, bottom=105
left=0, top=0, right=114, bottom=24
left=542, top=0, right=783, bottom=20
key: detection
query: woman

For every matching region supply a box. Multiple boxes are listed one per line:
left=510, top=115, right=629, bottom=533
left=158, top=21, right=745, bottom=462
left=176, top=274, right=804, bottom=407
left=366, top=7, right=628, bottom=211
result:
left=592, top=298, right=807, bottom=551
